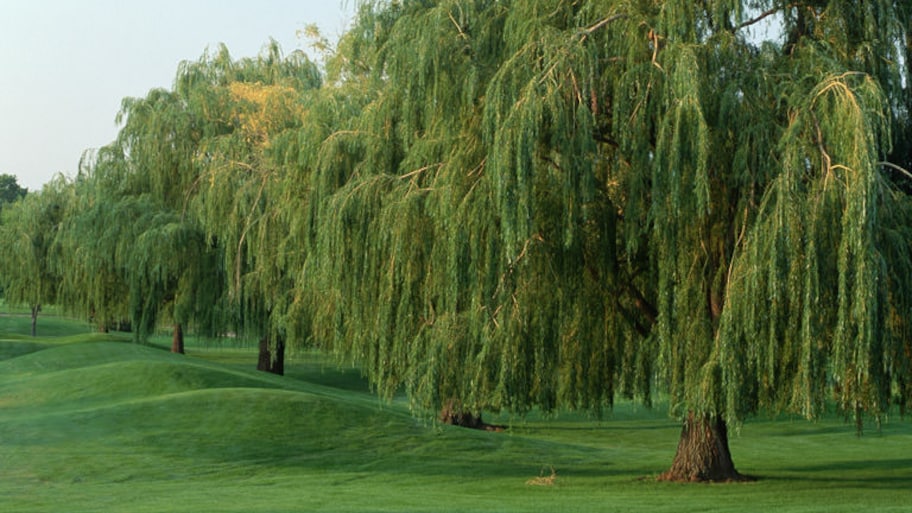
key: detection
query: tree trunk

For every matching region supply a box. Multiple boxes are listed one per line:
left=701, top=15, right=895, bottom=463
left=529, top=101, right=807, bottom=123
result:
left=256, top=336, right=284, bottom=375
left=271, top=337, right=285, bottom=376
left=658, top=412, right=750, bottom=482
left=257, top=337, right=271, bottom=371
left=171, top=323, right=184, bottom=354
left=439, top=399, right=504, bottom=432
left=30, top=304, right=39, bottom=337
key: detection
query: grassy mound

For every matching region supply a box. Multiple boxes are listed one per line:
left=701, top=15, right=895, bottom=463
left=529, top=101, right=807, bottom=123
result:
left=2, top=332, right=911, bottom=513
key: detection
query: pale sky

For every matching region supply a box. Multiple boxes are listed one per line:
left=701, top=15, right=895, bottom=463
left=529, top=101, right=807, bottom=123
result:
left=0, top=0, right=356, bottom=191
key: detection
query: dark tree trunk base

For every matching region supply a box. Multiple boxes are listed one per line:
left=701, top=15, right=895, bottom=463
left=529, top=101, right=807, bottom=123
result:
left=272, top=337, right=285, bottom=376
left=30, top=304, right=40, bottom=337
left=257, top=337, right=272, bottom=371
left=658, top=412, right=753, bottom=483
left=439, top=400, right=505, bottom=432
left=257, top=336, right=285, bottom=376
left=171, top=323, right=184, bottom=354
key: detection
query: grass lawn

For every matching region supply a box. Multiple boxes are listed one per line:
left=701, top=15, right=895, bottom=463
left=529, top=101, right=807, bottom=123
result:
left=1, top=316, right=910, bottom=512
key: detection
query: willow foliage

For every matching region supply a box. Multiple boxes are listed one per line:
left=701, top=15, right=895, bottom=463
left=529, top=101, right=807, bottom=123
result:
left=32, top=0, right=910, bottom=430
left=47, top=42, right=320, bottom=343
left=293, top=0, right=911, bottom=426
left=0, top=177, right=69, bottom=318
left=187, top=43, right=322, bottom=341
left=721, top=71, right=910, bottom=425
left=54, top=151, right=133, bottom=328
left=298, top=1, right=644, bottom=413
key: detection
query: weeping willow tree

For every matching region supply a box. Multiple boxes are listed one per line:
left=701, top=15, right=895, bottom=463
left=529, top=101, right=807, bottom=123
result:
left=54, top=48, right=241, bottom=349
left=54, top=156, right=141, bottom=334
left=293, top=1, right=528, bottom=421
left=115, top=82, right=216, bottom=349
left=289, top=0, right=912, bottom=481
left=0, top=177, right=69, bottom=336
left=291, top=0, right=656, bottom=449
left=54, top=41, right=319, bottom=361
left=188, top=42, right=322, bottom=373
left=54, top=145, right=224, bottom=350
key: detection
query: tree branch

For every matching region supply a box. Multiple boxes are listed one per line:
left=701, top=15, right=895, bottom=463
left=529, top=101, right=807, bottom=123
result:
left=616, top=298, right=651, bottom=337
left=732, top=4, right=796, bottom=32
left=447, top=11, right=468, bottom=40
left=618, top=280, right=658, bottom=328
left=399, top=162, right=444, bottom=180
left=582, top=13, right=628, bottom=35
left=811, top=112, right=834, bottom=176
left=594, top=130, right=620, bottom=148
left=236, top=175, right=269, bottom=293
left=578, top=13, right=629, bottom=45
left=878, top=161, right=912, bottom=182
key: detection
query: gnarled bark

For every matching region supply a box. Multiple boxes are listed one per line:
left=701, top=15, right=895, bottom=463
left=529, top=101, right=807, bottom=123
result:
left=658, top=412, right=751, bottom=482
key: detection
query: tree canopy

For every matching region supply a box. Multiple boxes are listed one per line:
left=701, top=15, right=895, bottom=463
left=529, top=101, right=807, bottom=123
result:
left=0, top=177, right=68, bottom=335
left=0, top=173, right=27, bottom=210
left=284, top=0, right=912, bottom=479
left=289, top=0, right=912, bottom=425
left=1, top=0, right=910, bottom=482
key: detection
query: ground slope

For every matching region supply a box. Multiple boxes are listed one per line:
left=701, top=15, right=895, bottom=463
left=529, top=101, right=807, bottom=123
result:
left=0, top=337, right=603, bottom=512
left=1, top=333, right=910, bottom=513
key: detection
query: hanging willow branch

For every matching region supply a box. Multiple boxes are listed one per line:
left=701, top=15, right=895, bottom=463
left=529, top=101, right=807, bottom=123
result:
left=235, top=173, right=270, bottom=294
left=878, top=161, right=912, bottom=181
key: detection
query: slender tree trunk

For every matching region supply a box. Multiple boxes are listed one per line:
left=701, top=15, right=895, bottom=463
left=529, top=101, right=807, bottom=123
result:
left=257, top=337, right=271, bottom=371
left=658, top=412, right=750, bottom=482
left=171, top=323, right=184, bottom=354
left=271, top=336, right=285, bottom=376
left=30, top=304, right=39, bottom=337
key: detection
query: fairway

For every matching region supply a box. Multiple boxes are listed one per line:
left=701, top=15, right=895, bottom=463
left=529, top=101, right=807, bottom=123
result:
left=3, top=0, right=912, bottom=501
left=0, top=319, right=909, bottom=513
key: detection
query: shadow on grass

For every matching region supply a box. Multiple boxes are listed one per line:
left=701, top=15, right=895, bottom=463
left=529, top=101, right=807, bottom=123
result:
left=752, top=458, right=912, bottom=490
left=0, top=340, right=52, bottom=360
left=783, top=458, right=912, bottom=473
left=514, top=422, right=675, bottom=433
left=771, top=424, right=871, bottom=437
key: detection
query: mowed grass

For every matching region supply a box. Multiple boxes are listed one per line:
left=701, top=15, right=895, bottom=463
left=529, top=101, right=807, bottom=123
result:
left=1, top=317, right=910, bottom=512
